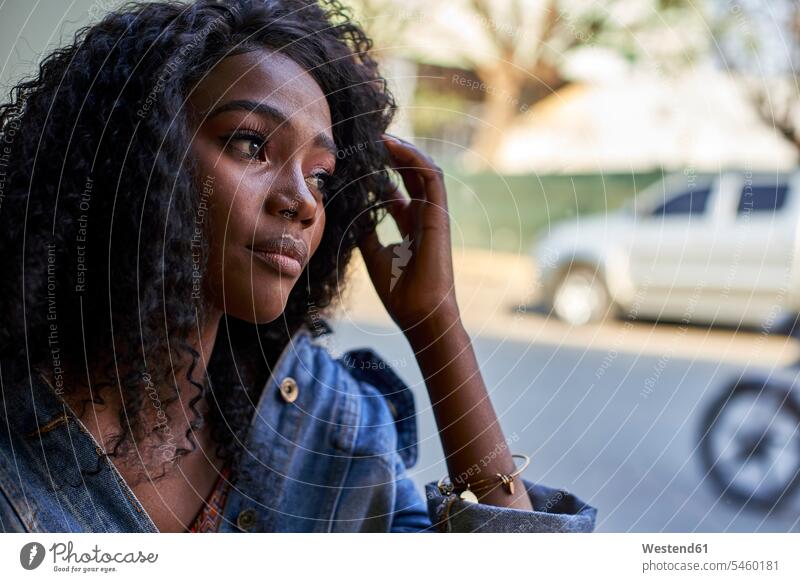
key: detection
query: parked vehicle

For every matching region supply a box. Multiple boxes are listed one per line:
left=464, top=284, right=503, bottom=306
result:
left=533, top=170, right=800, bottom=328
left=698, top=369, right=800, bottom=510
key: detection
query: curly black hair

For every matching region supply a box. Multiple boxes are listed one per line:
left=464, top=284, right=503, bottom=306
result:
left=0, top=0, right=395, bottom=485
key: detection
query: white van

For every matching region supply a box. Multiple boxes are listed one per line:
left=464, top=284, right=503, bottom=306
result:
left=534, top=170, right=800, bottom=328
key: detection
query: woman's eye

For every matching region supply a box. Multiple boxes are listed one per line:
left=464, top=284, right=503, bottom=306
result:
left=224, top=134, right=267, bottom=161
left=306, top=172, right=330, bottom=196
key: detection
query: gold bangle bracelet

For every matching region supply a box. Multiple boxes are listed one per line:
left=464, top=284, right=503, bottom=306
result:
left=436, top=453, right=531, bottom=502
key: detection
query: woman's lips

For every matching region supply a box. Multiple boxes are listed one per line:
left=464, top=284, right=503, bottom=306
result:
left=249, top=248, right=303, bottom=277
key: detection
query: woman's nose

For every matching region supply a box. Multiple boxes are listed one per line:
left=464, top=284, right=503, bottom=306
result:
left=263, top=169, right=319, bottom=228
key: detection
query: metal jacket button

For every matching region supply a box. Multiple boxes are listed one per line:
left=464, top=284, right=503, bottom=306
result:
left=237, top=508, right=257, bottom=531
left=279, top=377, right=299, bottom=403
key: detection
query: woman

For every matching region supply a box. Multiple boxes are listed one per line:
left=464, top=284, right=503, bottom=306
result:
left=0, top=0, right=596, bottom=533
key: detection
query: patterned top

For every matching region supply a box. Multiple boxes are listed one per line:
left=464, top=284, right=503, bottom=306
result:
left=188, top=464, right=233, bottom=533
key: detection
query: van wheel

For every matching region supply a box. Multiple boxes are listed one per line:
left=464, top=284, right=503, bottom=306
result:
left=551, top=266, right=610, bottom=326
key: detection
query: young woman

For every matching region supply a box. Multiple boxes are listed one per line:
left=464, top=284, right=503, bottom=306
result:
left=0, top=0, right=596, bottom=533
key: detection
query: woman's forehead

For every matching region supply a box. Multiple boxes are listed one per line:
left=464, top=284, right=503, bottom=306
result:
left=189, top=49, right=333, bottom=135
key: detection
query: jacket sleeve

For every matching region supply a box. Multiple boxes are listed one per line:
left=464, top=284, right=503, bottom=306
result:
left=424, top=478, right=597, bottom=532
left=339, top=345, right=597, bottom=533
left=390, top=451, right=597, bottom=532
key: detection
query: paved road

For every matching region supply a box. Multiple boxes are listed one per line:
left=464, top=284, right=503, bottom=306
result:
left=327, top=318, right=800, bottom=532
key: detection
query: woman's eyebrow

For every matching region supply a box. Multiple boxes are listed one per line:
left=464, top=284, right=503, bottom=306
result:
left=206, top=99, right=287, bottom=124
left=312, top=133, right=337, bottom=160
left=206, top=98, right=337, bottom=158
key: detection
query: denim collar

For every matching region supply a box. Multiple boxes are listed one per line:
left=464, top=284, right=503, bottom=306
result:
left=1, top=323, right=315, bottom=532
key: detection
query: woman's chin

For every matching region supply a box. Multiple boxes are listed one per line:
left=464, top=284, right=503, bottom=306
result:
left=207, top=288, right=288, bottom=325
left=227, top=302, right=287, bottom=325
left=251, top=309, right=286, bottom=325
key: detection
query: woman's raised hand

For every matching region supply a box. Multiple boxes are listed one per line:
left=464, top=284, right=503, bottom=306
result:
left=357, top=134, right=459, bottom=334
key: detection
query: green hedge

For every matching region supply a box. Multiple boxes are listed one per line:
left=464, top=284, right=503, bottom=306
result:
left=439, top=170, right=666, bottom=252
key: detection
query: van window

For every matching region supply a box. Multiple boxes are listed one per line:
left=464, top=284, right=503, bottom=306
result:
left=737, top=184, right=789, bottom=214
left=652, top=188, right=712, bottom=216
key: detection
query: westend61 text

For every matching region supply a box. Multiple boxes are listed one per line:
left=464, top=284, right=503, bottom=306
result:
left=642, top=543, right=708, bottom=554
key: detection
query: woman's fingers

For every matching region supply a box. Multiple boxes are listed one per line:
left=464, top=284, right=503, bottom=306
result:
left=382, top=134, right=447, bottom=211
left=384, top=134, right=450, bottom=237
left=379, top=136, right=425, bottom=201
left=381, top=181, right=413, bottom=236
left=380, top=134, right=449, bottom=237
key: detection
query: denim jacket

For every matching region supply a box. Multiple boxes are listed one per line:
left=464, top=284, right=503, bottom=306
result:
left=0, top=323, right=597, bottom=533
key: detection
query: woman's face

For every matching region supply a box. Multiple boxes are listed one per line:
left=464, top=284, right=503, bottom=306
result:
left=187, top=49, right=334, bottom=324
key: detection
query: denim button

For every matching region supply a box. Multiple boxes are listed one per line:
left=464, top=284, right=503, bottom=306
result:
left=279, top=377, right=299, bottom=403
left=236, top=508, right=257, bottom=531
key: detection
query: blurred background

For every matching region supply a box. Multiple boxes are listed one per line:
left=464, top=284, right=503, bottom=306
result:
left=2, top=0, right=799, bottom=531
